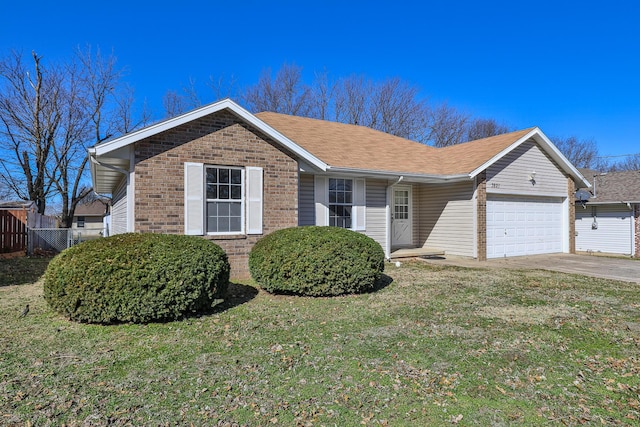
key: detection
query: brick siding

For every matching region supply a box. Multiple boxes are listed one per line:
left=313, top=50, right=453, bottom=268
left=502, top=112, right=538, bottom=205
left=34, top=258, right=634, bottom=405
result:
left=476, top=171, right=487, bottom=261
left=133, top=110, right=299, bottom=279
left=635, top=204, right=640, bottom=258
left=568, top=177, right=576, bottom=254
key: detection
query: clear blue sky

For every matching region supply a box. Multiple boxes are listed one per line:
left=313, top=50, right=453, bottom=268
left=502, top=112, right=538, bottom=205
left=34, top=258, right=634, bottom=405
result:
left=2, top=1, right=639, bottom=158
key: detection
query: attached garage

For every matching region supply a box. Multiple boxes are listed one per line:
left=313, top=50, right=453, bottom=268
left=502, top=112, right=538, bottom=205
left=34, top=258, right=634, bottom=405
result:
left=486, top=195, right=565, bottom=258
left=575, top=204, right=634, bottom=255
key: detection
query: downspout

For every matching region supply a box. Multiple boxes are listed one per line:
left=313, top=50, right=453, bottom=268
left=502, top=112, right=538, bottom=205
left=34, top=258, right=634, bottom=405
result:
left=386, top=176, right=404, bottom=261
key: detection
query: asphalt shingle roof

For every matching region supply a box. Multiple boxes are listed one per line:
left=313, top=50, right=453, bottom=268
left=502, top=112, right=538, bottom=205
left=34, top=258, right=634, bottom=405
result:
left=256, top=112, right=534, bottom=176
left=579, top=169, right=640, bottom=203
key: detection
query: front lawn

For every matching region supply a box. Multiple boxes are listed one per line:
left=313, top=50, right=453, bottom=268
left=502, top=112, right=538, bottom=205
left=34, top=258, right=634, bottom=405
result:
left=1, top=258, right=639, bottom=425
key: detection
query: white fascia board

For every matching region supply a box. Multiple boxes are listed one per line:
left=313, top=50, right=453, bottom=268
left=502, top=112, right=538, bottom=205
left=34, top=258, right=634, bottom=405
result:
left=91, top=98, right=328, bottom=171
left=584, top=201, right=640, bottom=205
left=468, top=127, right=592, bottom=189
left=325, top=166, right=471, bottom=183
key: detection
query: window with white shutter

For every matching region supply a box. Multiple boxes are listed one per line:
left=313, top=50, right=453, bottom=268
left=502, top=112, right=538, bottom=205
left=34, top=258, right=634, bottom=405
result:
left=315, top=176, right=366, bottom=231
left=184, top=163, right=263, bottom=236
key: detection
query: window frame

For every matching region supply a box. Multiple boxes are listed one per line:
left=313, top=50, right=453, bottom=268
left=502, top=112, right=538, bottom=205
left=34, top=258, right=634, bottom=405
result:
left=77, top=216, right=85, bottom=228
left=328, top=177, right=354, bottom=229
left=204, top=165, right=245, bottom=236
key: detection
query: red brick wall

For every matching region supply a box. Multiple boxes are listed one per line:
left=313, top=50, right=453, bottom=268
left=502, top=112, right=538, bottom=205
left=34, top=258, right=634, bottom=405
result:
left=133, top=110, right=299, bottom=279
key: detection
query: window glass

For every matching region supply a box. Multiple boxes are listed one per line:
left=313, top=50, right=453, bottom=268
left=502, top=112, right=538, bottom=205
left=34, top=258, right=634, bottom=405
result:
left=206, top=167, right=243, bottom=233
left=328, top=178, right=353, bottom=229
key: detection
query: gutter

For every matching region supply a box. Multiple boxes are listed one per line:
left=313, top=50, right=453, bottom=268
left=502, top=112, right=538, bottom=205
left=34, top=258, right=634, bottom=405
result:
left=325, top=166, right=471, bottom=183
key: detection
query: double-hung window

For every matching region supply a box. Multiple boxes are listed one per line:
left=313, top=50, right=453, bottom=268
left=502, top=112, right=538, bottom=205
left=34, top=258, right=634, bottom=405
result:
left=184, top=162, right=263, bottom=236
left=314, top=176, right=366, bottom=231
left=206, top=166, right=243, bottom=234
left=329, top=178, right=352, bottom=228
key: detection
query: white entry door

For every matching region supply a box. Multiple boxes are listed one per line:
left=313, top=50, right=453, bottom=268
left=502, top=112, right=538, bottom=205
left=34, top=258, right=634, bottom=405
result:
left=392, top=186, right=412, bottom=247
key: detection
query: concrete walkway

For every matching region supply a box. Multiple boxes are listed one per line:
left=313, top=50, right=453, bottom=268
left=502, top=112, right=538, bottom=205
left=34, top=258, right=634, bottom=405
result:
left=419, top=253, right=640, bottom=284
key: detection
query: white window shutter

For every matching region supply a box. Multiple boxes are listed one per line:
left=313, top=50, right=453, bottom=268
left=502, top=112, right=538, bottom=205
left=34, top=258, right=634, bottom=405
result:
left=314, top=176, right=328, bottom=226
left=246, top=166, right=263, bottom=234
left=184, top=162, right=204, bottom=235
left=353, top=178, right=366, bottom=231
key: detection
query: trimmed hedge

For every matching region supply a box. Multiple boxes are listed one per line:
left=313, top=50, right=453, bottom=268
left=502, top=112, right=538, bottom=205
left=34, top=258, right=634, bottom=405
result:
left=249, top=226, right=385, bottom=296
left=44, top=233, right=230, bottom=324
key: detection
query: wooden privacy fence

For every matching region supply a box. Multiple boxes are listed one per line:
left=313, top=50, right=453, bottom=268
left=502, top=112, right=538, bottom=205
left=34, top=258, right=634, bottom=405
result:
left=0, top=210, right=27, bottom=253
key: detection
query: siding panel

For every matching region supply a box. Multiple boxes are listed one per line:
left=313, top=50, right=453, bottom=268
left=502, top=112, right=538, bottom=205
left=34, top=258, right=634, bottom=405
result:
left=364, top=179, right=387, bottom=252
left=298, top=173, right=315, bottom=226
left=487, top=140, right=567, bottom=196
left=576, top=204, right=633, bottom=255
left=111, top=178, right=128, bottom=235
left=417, top=181, right=475, bottom=256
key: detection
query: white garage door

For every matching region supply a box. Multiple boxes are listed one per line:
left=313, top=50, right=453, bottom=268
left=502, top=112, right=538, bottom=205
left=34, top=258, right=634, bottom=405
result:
left=576, top=205, right=633, bottom=255
left=487, top=196, right=564, bottom=258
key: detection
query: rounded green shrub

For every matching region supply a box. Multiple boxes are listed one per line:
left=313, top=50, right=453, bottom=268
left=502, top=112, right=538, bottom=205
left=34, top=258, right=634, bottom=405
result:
left=44, top=233, right=230, bottom=324
left=249, top=226, right=385, bottom=296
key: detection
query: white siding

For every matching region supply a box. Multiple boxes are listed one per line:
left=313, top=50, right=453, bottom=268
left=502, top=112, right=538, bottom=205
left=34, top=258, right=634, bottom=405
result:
left=576, top=204, right=634, bottom=255
left=298, top=174, right=315, bottom=226
left=487, top=140, right=568, bottom=197
left=110, top=178, right=128, bottom=235
left=364, top=179, right=387, bottom=252
left=417, top=181, right=475, bottom=256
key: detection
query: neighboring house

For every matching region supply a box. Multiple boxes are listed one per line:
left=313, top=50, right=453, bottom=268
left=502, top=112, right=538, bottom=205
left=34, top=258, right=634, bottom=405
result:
left=72, top=200, right=109, bottom=239
left=575, top=169, right=640, bottom=256
left=89, top=99, right=590, bottom=278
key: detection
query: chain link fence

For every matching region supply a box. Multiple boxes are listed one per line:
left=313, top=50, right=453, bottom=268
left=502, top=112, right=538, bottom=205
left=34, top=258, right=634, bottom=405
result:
left=27, top=228, right=75, bottom=254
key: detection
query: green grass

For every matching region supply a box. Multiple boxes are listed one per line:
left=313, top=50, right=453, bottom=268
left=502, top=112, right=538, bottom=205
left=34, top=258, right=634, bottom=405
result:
left=0, top=256, right=50, bottom=287
left=1, top=258, right=640, bottom=425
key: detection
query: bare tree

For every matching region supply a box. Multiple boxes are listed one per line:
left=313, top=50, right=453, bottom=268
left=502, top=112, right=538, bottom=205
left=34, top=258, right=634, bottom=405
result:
left=0, top=48, right=146, bottom=226
left=308, top=69, right=333, bottom=121
left=333, top=75, right=369, bottom=126
left=242, top=64, right=312, bottom=115
left=162, top=77, right=202, bottom=118
left=169, top=63, right=506, bottom=148
left=163, top=90, right=189, bottom=118
left=551, top=136, right=601, bottom=169
left=466, top=118, right=510, bottom=141
left=608, top=153, right=640, bottom=171
left=207, top=73, right=238, bottom=101
left=426, top=102, right=470, bottom=147
left=0, top=51, right=59, bottom=214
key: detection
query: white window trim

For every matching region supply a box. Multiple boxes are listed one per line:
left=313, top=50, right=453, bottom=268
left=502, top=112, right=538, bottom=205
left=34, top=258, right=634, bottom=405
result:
left=316, top=176, right=366, bottom=231
left=328, top=177, right=354, bottom=229
left=185, top=162, right=263, bottom=236
left=205, top=165, right=245, bottom=236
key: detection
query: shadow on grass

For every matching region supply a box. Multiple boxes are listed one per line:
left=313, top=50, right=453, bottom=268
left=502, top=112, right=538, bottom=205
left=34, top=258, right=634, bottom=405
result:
left=0, top=256, right=52, bottom=287
left=204, top=282, right=259, bottom=315
left=370, top=273, right=394, bottom=293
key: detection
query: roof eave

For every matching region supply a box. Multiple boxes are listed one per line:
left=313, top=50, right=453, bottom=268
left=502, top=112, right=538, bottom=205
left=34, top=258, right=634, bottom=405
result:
left=468, top=127, right=592, bottom=189
left=90, top=98, right=328, bottom=172
left=326, top=166, right=472, bottom=183
left=583, top=200, right=640, bottom=205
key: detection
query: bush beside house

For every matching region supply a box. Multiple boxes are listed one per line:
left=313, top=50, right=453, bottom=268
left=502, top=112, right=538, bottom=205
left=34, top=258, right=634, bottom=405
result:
left=44, top=233, right=229, bottom=324
left=249, top=226, right=385, bottom=296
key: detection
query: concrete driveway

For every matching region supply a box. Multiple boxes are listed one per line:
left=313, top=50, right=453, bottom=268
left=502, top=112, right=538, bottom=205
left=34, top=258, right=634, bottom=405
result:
left=421, top=253, right=640, bottom=284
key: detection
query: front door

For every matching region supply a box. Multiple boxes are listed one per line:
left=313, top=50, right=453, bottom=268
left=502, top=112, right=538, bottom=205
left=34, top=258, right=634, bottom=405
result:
left=392, top=186, right=412, bottom=247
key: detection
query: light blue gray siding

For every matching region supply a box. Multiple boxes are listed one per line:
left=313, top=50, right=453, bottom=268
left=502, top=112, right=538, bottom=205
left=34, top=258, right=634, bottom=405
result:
left=298, top=173, right=315, bottom=226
